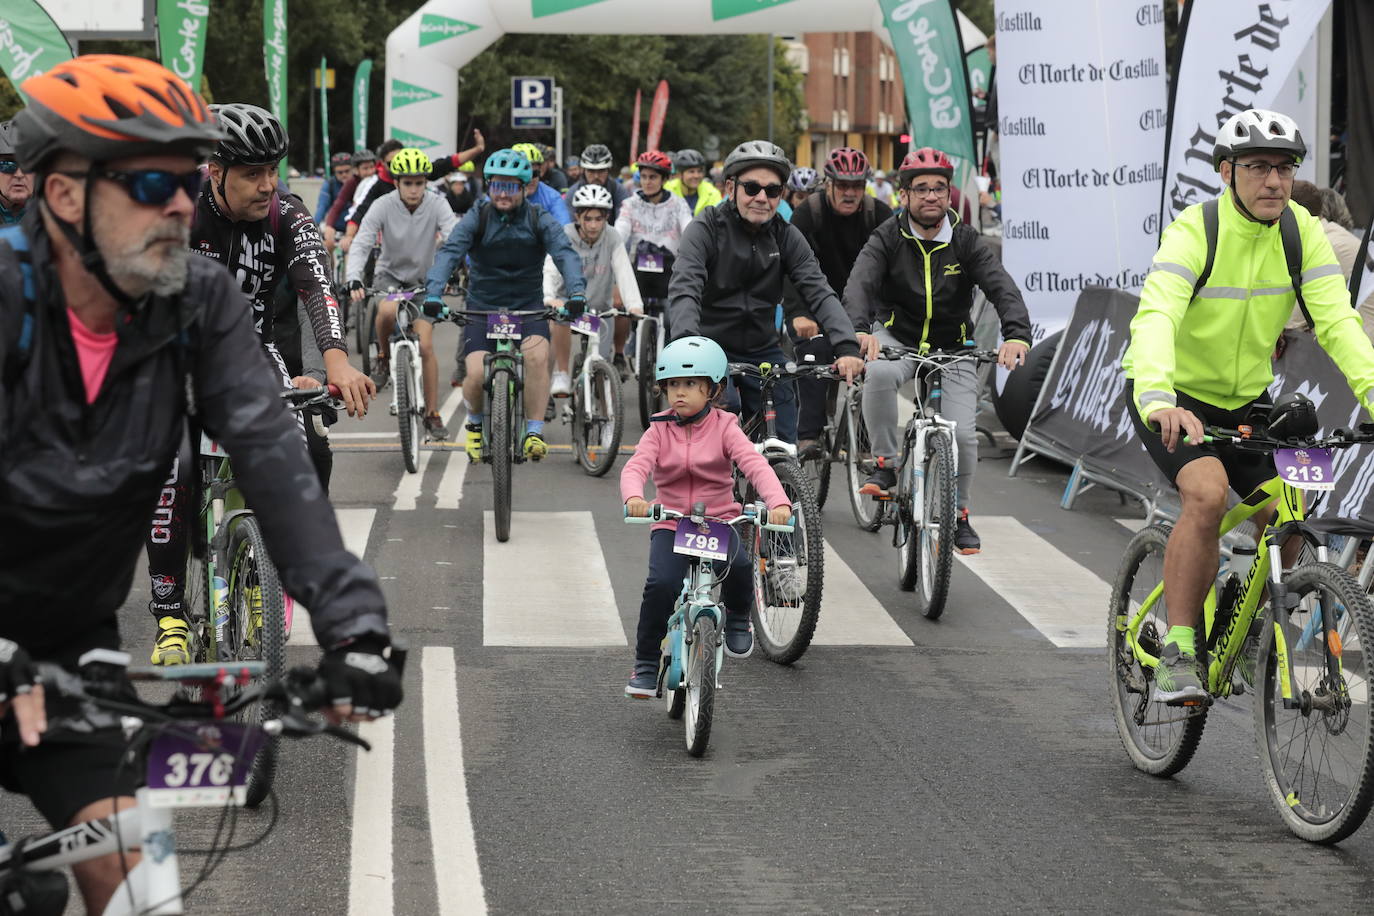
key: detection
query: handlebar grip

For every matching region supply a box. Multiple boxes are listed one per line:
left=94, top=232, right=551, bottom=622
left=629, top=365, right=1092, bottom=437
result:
left=326, top=383, right=342, bottom=398
left=763, top=521, right=797, bottom=533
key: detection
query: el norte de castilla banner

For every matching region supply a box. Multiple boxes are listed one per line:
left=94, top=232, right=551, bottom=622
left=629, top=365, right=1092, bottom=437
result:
left=995, top=0, right=1167, bottom=342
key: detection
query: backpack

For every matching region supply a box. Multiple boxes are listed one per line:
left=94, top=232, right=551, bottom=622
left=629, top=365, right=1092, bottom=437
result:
left=1192, top=198, right=1312, bottom=330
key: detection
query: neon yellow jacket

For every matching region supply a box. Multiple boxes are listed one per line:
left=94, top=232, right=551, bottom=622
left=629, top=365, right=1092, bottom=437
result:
left=663, top=177, right=722, bottom=215
left=1123, top=189, right=1374, bottom=422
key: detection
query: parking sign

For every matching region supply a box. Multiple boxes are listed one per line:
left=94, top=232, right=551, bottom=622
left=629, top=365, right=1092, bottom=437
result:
left=511, top=77, right=556, bottom=129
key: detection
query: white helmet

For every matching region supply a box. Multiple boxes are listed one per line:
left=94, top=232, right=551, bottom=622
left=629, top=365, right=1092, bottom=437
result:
left=1212, top=109, right=1306, bottom=169
left=580, top=143, right=614, bottom=170
left=572, top=183, right=614, bottom=212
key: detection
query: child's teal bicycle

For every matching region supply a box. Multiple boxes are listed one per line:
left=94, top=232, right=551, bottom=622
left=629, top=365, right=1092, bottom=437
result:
left=626, top=502, right=794, bottom=757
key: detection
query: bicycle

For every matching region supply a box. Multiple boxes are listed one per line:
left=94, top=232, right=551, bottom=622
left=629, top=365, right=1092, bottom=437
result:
left=0, top=656, right=379, bottom=915
left=865, top=345, right=998, bottom=620
left=558, top=307, right=625, bottom=477
left=837, top=377, right=884, bottom=533
left=625, top=502, right=793, bottom=757
left=630, top=297, right=668, bottom=429
left=726, top=361, right=825, bottom=664
left=182, top=385, right=342, bottom=808
left=374, top=288, right=429, bottom=474
left=790, top=358, right=847, bottom=511
left=447, top=306, right=561, bottom=543
left=1110, top=417, right=1374, bottom=843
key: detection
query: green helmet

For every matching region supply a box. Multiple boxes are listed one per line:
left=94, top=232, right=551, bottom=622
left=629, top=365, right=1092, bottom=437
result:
left=388, top=147, right=432, bottom=177
left=511, top=141, right=544, bottom=165
left=483, top=148, right=533, bottom=184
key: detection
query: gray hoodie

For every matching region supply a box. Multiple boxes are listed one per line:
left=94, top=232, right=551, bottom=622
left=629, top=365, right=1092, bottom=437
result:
left=348, top=189, right=458, bottom=288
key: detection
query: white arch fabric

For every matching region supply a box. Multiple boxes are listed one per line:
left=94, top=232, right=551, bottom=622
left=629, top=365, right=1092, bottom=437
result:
left=383, top=0, right=900, bottom=153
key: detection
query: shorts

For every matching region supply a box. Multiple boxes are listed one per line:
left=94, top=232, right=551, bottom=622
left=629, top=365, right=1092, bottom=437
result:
left=1128, top=388, right=1276, bottom=497
left=461, top=314, right=549, bottom=358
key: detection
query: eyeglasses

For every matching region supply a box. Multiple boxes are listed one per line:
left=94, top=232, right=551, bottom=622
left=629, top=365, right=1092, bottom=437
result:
left=1232, top=160, right=1298, bottom=180
left=488, top=179, right=524, bottom=196
left=0, top=160, right=20, bottom=175
left=56, top=169, right=203, bottom=205
left=739, top=180, right=784, bottom=199
left=907, top=184, right=950, bottom=198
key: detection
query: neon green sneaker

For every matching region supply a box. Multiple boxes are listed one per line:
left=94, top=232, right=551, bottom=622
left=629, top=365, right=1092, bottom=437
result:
left=1153, top=642, right=1206, bottom=705
left=151, top=616, right=191, bottom=666
left=523, top=432, right=548, bottom=461
left=465, top=423, right=483, bottom=461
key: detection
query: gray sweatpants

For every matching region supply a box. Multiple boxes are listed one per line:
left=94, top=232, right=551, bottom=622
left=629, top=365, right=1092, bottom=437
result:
left=862, top=327, right=980, bottom=508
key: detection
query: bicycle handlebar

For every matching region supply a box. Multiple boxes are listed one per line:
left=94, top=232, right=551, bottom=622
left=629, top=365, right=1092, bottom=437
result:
left=442, top=306, right=564, bottom=325
left=877, top=345, right=1000, bottom=365
left=726, top=360, right=842, bottom=382
left=1186, top=423, right=1374, bottom=452
left=281, top=384, right=344, bottom=411
left=623, top=502, right=796, bottom=532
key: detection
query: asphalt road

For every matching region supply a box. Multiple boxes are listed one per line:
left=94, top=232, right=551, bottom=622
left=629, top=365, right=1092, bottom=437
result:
left=6, top=320, right=1374, bottom=914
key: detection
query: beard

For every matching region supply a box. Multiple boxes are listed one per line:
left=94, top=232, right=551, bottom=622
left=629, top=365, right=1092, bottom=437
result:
left=98, top=218, right=192, bottom=297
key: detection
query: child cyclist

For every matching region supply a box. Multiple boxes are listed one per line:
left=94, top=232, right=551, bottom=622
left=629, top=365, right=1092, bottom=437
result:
left=620, top=336, right=792, bottom=698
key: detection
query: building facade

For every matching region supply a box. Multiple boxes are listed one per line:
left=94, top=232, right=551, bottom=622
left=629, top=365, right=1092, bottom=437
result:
left=789, top=32, right=907, bottom=173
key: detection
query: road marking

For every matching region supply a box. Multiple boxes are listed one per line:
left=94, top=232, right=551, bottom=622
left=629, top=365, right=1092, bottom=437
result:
left=1115, top=517, right=1142, bottom=533
left=436, top=451, right=468, bottom=510
left=331, top=431, right=402, bottom=439
left=392, top=450, right=436, bottom=511
left=423, top=647, right=488, bottom=915
left=439, top=386, right=465, bottom=427
left=293, top=508, right=376, bottom=648
left=812, top=542, right=913, bottom=645
left=483, top=511, right=628, bottom=646
left=954, top=516, right=1107, bottom=648
left=348, top=715, right=394, bottom=915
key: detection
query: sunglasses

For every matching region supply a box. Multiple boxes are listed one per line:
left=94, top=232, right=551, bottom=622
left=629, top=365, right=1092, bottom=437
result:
left=56, top=169, right=203, bottom=205
left=739, top=180, right=784, bottom=199
left=0, top=160, right=20, bottom=175
left=488, top=179, right=524, bottom=196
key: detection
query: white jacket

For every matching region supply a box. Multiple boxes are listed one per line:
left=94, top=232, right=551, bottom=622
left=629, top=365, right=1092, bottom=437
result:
left=543, top=224, right=643, bottom=314
left=614, top=190, right=693, bottom=257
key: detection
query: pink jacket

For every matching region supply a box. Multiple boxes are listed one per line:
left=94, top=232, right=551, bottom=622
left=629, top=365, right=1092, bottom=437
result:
left=620, top=407, right=791, bottom=532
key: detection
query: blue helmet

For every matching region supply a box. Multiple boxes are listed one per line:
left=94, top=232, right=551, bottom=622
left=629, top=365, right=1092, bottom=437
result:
left=656, top=336, right=728, bottom=384
left=484, top=148, right=533, bottom=184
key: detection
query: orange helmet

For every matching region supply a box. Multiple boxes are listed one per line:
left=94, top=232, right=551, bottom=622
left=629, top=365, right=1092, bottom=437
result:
left=13, top=54, right=222, bottom=172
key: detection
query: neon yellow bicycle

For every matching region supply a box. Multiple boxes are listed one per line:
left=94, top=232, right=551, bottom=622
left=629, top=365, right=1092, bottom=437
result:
left=1110, top=413, right=1374, bottom=843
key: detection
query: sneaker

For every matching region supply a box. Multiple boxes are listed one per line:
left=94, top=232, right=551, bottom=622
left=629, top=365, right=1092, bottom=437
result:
left=151, top=616, right=191, bottom=666
left=955, top=509, right=981, bottom=555
left=464, top=423, right=483, bottom=461
left=369, top=357, right=390, bottom=390
left=769, top=556, right=805, bottom=603
left=859, top=466, right=897, bottom=497
left=424, top=414, right=450, bottom=441
left=551, top=371, right=572, bottom=397
left=724, top=615, right=754, bottom=658
left=613, top=353, right=630, bottom=382
left=523, top=432, right=548, bottom=461
left=796, top=438, right=820, bottom=460
left=624, top=661, right=658, bottom=699
left=1153, top=642, right=1207, bottom=705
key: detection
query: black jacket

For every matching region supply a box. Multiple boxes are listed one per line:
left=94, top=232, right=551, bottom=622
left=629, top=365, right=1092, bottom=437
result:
left=784, top=193, right=893, bottom=324
left=843, top=208, right=1032, bottom=351
left=0, top=210, right=387, bottom=664
left=668, top=200, right=859, bottom=358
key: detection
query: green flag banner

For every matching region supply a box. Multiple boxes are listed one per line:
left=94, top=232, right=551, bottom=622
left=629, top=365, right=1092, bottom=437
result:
left=965, top=45, right=991, bottom=105
left=263, top=0, right=288, bottom=179
left=158, top=0, right=210, bottom=91
left=390, top=78, right=441, bottom=110
left=0, top=0, right=74, bottom=100
left=319, top=57, right=330, bottom=170
left=880, top=0, right=975, bottom=166
left=418, top=13, right=479, bottom=47
left=353, top=59, right=372, bottom=153
left=392, top=127, right=439, bottom=151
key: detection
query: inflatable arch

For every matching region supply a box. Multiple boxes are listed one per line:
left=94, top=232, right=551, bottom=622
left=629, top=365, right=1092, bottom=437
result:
left=384, top=0, right=985, bottom=155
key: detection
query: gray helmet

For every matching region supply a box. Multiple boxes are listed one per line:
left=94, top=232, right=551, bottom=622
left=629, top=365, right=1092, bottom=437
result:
left=210, top=103, right=289, bottom=167
left=0, top=120, right=17, bottom=159
left=580, top=143, right=613, bottom=170
left=721, top=140, right=790, bottom=183
left=675, top=148, right=706, bottom=170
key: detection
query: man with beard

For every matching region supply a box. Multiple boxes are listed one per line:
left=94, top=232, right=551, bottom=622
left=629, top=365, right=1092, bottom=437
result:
left=0, top=120, right=31, bottom=224
left=0, top=56, right=401, bottom=914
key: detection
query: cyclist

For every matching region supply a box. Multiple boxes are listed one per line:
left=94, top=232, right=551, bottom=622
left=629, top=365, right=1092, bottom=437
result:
left=424, top=148, right=586, bottom=461
left=539, top=143, right=569, bottom=191
left=565, top=143, right=628, bottom=223
left=845, top=147, right=1030, bottom=554
left=322, top=148, right=377, bottom=251
left=546, top=184, right=642, bottom=396
left=614, top=149, right=692, bottom=379
left=620, top=336, right=792, bottom=695
left=565, top=155, right=582, bottom=185
left=0, top=120, right=30, bottom=225
left=512, top=141, right=572, bottom=224
left=347, top=148, right=460, bottom=438
left=668, top=140, right=865, bottom=443
left=314, top=150, right=354, bottom=227
left=787, top=148, right=892, bottom=456
left=664, top=148, right=722, bottom=216
left=0, top=55, right=401, bottom=913
left=145, top=101, right=375, bottom=665
left=1123, top=108, right=1374, bottom=703
left=784, top=166, right=819, bottom=211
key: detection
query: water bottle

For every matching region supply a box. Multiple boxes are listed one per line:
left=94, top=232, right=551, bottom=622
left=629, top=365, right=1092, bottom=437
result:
left=212, top=576, right=230, bottom=644
left=1230, top=536, right=1258, bottom=583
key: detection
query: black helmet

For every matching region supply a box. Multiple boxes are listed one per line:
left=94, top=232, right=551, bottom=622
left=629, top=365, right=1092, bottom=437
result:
left=675, top=148, right=706, bottom=171
left=1267, top=392, right=1319, bottom=439
left=352, top=149, right=377, bottom=167
left=0, top=120, right=17, bottom=159
left=721, top=140, right=790, bottom=183
left=211, top=103, right=288, bottom=166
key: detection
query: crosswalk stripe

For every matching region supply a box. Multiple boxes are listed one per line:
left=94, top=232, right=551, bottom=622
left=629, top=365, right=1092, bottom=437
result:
left=348, top=715, right=394, bottom=915
left=954, top=516, right=1106, bottom=648
left=436, top=452, right=468, bottom=510
left=811, top=542, right=914, bottom=645
left=393, top=450, right=436, bottom=511
left=439, top=386, right=464, bottom=427
left=1115, top=517, right=1142, bottom=534
left=293, top=508, right=377, bottom=648
left=483, top=511, right=628, bottom=646
left=422, top=647, right=488, bottom=915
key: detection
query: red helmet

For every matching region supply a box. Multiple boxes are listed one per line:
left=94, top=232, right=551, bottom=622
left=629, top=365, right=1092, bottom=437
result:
left=824, top=147, right=870, bottom=182
left=898, top=147, right=954, bottom=184
left=636, top=149, right=674, bottom=176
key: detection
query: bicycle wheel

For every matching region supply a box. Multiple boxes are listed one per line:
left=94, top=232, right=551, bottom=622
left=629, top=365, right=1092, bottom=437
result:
left=355, top=296, right=370, bottom=375
left=1107, top=524, right=1208, bottom=777
left=395, top=346, right=420, bottom=474
left=1255, top=562, right=1374, bottom=843
left=750, top=460, right=824, bottom=665
left=802, top=429, right=833, bottom=512
left=636, top=321, right=661, bottom=429
left=577, top=360, right=623, bottom=477
left=225, top=515, right=286, bottom=808
left=684, top=613, right=718, bottom=757
left=490, top=370, right=513, bottom=543
left=843, top=392, right=882, bottom=533
left=903, top=431, right=957, bottom=619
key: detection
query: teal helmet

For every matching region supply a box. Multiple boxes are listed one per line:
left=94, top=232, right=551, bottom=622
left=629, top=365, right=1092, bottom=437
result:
left=484, top=148, right=533, bottom=184
left=656, top=336, right=728, bottom=384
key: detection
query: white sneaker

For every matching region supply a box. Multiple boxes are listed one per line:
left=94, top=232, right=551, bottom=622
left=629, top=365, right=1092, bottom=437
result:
left=551, top=371, right=572, bottom=397
left=770, top=557, right=806, bottom=602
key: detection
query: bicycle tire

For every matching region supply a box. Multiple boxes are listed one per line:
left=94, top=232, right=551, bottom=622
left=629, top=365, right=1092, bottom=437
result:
left=843, top=393, right=882, bottom=533
left=395, top=346, right=420, bottom=474
left=355, top=298, right=369, bottom=376
left=358, top=297, right=374, bottom=377
left=908, top=431, right=957, bottom=619
left=225, top=516, right=285, bottom=808
left=1107, top=523, right=1208, bottom=777
left=637, top=322, right=660, bottom=430
left=1255, top=562, right=1374, bottom=843
left=490, top=371, right=513, bottom=543
left=684, top=614, right=717, bottom=757
left=578, top=360, right=623, bottom=477
left=749, top=460, right=824, bottom=665
left=802, top=430, right=833, bottom=512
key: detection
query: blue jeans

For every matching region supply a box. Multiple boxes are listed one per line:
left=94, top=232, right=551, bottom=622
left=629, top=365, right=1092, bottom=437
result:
left=635, top=528, right=753, bottom=663
left=723, top=344, right=798, bottom=444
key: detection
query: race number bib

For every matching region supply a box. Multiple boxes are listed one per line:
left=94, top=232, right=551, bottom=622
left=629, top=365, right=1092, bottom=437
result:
left=486, top=312, right=521, bottom=340
left=571, top=314, right=601, bottom=336
left=636, top=251, right=665, bottom=273
left=1274, top=448, right=1334, bottom=491
left=673, top=517, right=731, bottom=561
left=145, top=722, right=264, bottom=807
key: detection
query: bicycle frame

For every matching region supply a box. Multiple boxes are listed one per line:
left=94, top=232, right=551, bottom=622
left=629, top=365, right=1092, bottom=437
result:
left=631, top=300, right=667, bottom=376
left=388, top=298, right=426, bottom=419
left=570, top=312, right=613, bottom=415
left=482, top=335, right=525, bottom=464
left=733, top=365, right=797, bottom=460
left=662, top=557, right=727, bottom=692
left=193, top=437, right=250, bottom=662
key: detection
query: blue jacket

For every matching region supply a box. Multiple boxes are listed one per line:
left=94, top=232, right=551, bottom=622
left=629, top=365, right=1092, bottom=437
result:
left=530, top=180, right=572, bottom=225
left=314, top=177, right=344, bottom=226
left=426, top=198, right=585, bottom=309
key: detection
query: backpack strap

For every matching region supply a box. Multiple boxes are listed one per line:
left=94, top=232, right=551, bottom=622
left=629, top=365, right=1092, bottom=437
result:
left=1192, top=198, right=1220, bottom=301
left=1, top=224, right=38, bottom=389
left=1280, top=206, right=1313, bottom=331
left=473, top=199, right=542, bottom=249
